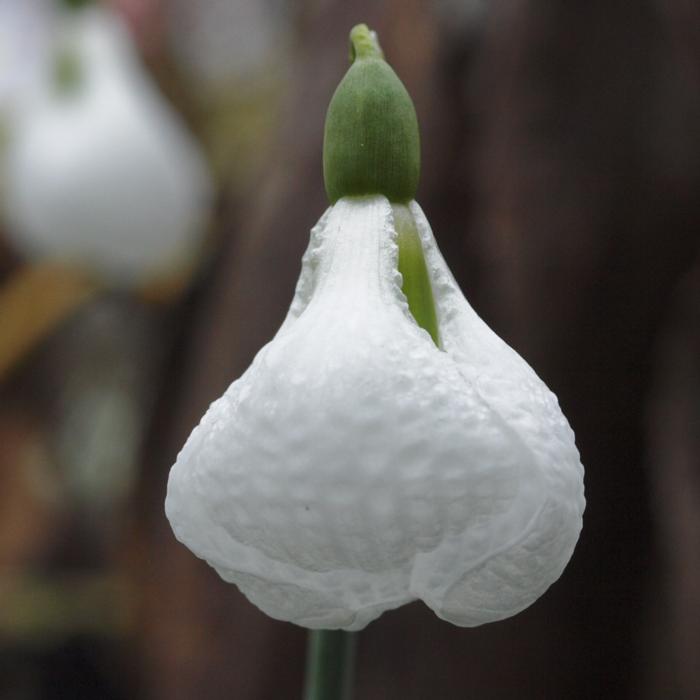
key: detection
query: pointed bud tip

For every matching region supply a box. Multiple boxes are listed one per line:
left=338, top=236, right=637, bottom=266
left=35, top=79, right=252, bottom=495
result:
left=349, top=24, right=384, bottom=61
left=323, top=24, right=420, bottom=204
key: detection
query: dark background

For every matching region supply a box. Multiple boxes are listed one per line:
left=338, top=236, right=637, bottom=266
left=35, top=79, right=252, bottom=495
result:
left=1, top=1, right=699, bottom=698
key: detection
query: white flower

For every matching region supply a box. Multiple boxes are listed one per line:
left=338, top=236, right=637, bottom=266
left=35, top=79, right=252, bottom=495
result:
left=2, top=7, right=211, bottom=286
left=0, top=0, right=54, bottom=120
left=166, top=195, right=585, bottom=631
left=166, top=0, right=290, bottom=91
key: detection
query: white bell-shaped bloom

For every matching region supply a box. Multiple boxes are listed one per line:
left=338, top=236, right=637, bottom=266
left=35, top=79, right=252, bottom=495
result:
left=166, top=0, right=290, bottom=91
left=2, top=7, right=211, bottom=286
left=166, top=196, right=585, bottom=630
left=0, top=0, right=54, bottom=121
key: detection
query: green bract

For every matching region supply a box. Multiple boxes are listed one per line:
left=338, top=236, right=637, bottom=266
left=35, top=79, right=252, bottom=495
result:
left=323, top=24, right=420, bottom=204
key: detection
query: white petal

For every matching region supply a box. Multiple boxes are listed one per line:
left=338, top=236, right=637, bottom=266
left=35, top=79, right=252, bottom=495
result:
left=406, top=201, right=585, bottom=624
left=166, top=196, right=584, bottom=629
left=2, top=7, right=211, bottom=286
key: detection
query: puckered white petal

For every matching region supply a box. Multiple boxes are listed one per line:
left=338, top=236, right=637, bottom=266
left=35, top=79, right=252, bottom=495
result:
left=166, top=196, right=584, bottom=630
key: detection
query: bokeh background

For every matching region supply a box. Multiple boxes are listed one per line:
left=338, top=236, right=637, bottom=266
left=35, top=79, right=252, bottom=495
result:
left=1, top=1, right=699, bottom=698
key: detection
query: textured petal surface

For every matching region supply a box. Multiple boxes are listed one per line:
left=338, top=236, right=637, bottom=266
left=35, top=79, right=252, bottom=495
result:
left=166, top=196, right=585, bottom=629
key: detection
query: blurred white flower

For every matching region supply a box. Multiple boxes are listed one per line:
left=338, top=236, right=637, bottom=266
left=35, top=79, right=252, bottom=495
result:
left=2, top=6, right=211, bottom=286
left=166, top=195, right=585, bottom=630
left=166, top=0, right=289, bottom=91
left=0, top=0, right=54, bottom=120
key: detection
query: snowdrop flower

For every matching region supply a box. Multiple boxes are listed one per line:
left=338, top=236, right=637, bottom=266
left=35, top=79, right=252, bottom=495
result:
left=0, top=0, right=54, bottom=121
left=166, top=0, right=290, bottom=92
left=2, top=4, right=211, bottom=286
left=166, top=25, right=584, bottom=630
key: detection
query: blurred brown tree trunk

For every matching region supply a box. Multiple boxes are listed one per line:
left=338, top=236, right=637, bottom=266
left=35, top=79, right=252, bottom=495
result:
left=647, top=265, right=700, bottom=699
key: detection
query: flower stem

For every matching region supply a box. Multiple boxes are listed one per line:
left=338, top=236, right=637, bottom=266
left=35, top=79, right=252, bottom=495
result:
left=303, top=630, right=357, bottom=700
left=393, top=204, right=440, bottom=346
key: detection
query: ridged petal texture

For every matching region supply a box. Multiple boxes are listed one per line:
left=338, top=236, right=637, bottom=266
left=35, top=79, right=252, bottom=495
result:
left=166, top=196, right=585, bottom=630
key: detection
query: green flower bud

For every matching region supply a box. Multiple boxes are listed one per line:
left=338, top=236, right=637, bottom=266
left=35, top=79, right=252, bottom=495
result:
left=323, top=24, right=420, bottom=204
left=62, top=0, right=95, bottom=10
left=53, top=49, right=83, bottom=95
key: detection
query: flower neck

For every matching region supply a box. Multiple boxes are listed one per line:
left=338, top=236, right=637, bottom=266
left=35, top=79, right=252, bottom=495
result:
left=393, top=204, right=440, bottom=347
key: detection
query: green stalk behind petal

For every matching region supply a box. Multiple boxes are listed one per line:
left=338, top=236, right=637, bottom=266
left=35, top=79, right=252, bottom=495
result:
left=393, top=204, right=440, bottom=347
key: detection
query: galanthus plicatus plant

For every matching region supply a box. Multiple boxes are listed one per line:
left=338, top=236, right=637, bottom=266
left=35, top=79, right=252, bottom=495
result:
left=167, top=23, right=584, bottom=643
left=2, top=1, right=211, bottom=287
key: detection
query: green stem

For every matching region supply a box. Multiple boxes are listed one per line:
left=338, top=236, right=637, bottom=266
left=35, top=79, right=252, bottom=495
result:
left=393, top=204, right=440, bottom=346
left=303, top=630, right=357, bottom=700
left=61, top=0, right=95, bottom=10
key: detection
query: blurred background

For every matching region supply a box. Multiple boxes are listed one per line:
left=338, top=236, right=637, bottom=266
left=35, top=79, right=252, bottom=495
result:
left=0, top=0, right=699, bottom=698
